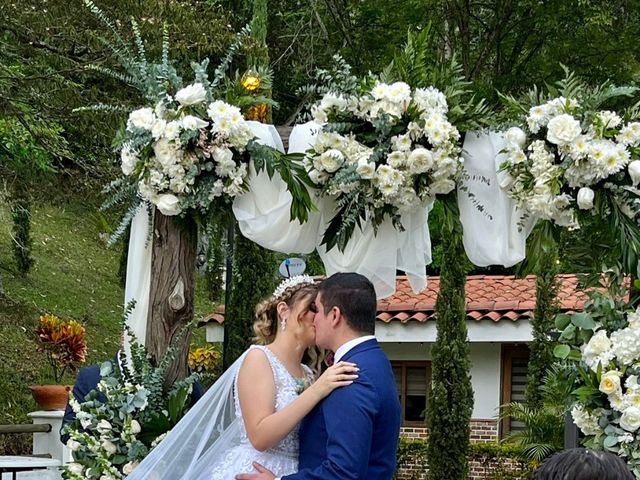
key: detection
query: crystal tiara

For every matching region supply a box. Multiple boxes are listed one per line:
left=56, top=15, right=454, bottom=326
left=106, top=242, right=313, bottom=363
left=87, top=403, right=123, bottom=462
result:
left=272, top=274, right=315, bottom=299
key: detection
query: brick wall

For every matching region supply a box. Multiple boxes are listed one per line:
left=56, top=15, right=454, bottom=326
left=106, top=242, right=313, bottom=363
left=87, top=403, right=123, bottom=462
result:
left=399, top=419, right=499, bottom=443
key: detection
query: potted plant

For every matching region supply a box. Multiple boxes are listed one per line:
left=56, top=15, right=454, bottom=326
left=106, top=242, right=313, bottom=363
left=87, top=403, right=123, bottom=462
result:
left=31, top=313, right=87, bottom=410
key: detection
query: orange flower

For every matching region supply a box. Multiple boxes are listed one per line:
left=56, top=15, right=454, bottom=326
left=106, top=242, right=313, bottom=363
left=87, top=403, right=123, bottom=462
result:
left=247, top=104, right=268, bottom=122
left=35, top=314, right=87, bottom=382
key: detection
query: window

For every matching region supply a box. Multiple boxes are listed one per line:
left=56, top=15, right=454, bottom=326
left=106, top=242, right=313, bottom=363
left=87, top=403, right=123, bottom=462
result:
left=500, top=344, right=530, bottom=436
left=392, top=361, right=431, bottom=425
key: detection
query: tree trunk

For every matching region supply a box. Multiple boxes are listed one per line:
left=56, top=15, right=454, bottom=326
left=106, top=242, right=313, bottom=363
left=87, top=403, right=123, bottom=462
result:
left=145, top=210, right=197, bottom=391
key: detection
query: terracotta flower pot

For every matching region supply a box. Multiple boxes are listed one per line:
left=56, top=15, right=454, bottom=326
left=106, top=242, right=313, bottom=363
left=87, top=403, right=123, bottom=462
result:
left=29, top=384, right=72, bottom=411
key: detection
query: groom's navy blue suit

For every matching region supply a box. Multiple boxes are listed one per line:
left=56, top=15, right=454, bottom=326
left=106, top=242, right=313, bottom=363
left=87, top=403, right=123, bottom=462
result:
left=283, top=338, right=401, bottom=480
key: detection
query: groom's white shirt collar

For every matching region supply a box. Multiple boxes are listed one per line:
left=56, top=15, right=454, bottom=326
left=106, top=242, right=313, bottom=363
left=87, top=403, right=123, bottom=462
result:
left=334, top=335, right=376, bottom=363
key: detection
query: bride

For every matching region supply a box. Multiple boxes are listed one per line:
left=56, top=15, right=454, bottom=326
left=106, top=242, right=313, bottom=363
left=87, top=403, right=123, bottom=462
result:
left=126, top=275, right=358, bottom=479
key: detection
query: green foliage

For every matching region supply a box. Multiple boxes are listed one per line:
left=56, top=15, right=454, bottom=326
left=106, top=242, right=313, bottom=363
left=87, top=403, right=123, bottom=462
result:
left=223, top=225, right=278, bottom=367
left=426, top=193, right=474, bottom=480
left=9, top=186, right=34, bottom=274
left=500, top=397, right=564, bottom=462
left=384, top=29, right=493, bottom=131
left=526, top=239, right=560, bottom=409
left=247, top=146, right=316, bottom=224
left=204, top=222, right=225, bottom=303
left=395, top=437, right=536, bottom=480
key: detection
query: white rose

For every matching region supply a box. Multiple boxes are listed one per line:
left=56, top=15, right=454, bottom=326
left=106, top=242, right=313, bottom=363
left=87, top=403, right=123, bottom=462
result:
left=175, top=83, right=207, bottom=106
left=308, top=168, right=328, bottom=185
left=620, top=406, right=640, bottom=432
left=66, top=463, right=84, bottom=475
left=319, top=149, right=344, bottom=173
left=577, top=187, right=595, bottom=210
left=212, top=147, right=234, bottom=164
left=100, top=439, right=117, bottom=455
left=123, top=461, right=139, bottom=475
left=599, top=370, right=622, bottom=395
left=164, top=121, right=181, bottom=140
left=128, top=419, right=141, bottom=435
left=430, top=178, right=456, bottom=195
left=629, top=160, right=640, bottom=186
left=407, top=148, right=434, bottom=173
left=120, top=146, right=138, bottom=176
left=154, top=138, right=181, bottom=167
left=505, top=127, right=527, bottom=149
left=156, top=193, right=181, bottom=216
left=546, top=114, right=582, bottom=145
left=66, top=439, right=81, bottom=451
left=96, top=419, right=112, bottom=433
left=181, top=115, right=208, bottom=131
left=127, top=107, right=155, bottom=130
left=356, top=158, right=375, bottom=179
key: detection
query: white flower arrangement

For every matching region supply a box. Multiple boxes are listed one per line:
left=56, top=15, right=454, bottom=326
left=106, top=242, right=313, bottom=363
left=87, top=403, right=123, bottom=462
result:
left=498, top=72, right=640, bottom=231
left=61, top=312, right=201, bottom=480
left=306, top=82, right=462, bottom=251
left=121, top=84, right=255, bottom=217
left=61, top=364, right=156, bottom=480
left=555, top=296, right=640, bottom=476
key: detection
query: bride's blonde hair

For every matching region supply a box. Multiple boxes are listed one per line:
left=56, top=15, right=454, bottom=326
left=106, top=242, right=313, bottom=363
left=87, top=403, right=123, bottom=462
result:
left=253, top=282, right=318, bottom=346
left=254, top=279, right=326, bottom=374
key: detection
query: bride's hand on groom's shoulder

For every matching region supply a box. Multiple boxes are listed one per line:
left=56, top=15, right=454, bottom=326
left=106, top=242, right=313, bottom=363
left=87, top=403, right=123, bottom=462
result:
left=309, top=361, right=359, bottom=399
left=235, top=462, right=275, bottom=480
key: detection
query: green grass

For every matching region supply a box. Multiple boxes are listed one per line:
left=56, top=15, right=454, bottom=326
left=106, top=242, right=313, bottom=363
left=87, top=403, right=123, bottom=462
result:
left=0, top=194, right=217, bottom=454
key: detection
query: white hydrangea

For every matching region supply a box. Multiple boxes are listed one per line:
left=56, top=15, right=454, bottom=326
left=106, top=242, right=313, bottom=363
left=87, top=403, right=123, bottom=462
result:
left=571, top=404, right=602, bottom=436
left=611, top=327, right=640, bottom=366
left=581, top=329, right=614, bottom=371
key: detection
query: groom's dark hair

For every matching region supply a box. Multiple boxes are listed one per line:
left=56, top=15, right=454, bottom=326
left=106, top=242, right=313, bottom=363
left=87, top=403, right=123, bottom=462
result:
left=319, top=272, right=376, bottom=335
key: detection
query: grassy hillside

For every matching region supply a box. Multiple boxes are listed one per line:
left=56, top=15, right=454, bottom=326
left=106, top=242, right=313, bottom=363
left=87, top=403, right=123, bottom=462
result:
left=0, top=195, right=216, bottom=454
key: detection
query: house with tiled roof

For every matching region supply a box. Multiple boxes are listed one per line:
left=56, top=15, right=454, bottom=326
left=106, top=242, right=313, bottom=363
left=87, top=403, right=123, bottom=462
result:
left=201, top=274, right=589, bottom=442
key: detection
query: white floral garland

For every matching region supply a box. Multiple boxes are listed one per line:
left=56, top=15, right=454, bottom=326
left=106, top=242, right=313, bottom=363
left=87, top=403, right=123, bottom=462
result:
left=305, top=82, right=461, bottom=250
left=498, top=97, right=640, bottom=229
left=121, top=82, right=254, bottom=217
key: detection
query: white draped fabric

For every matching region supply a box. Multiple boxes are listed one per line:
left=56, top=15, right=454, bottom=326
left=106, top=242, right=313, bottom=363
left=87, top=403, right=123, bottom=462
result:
left=123, top=203, right=153, bottom=363
left=457, top=131, right=536, bottom=267
left=124, top=128, right=537, bottom=349
left=233, top=121, right=433, bottom=299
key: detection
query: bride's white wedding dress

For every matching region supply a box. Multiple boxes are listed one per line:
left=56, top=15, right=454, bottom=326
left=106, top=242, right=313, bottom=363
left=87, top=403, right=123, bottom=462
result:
left=126, top=345, right=314, bottom=480
left=208, top=345, right=314, bottom=480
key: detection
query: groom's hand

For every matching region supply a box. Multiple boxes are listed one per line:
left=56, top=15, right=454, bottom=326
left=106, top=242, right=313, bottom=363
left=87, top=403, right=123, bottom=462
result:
left=235, top=462, right=276, bottom=480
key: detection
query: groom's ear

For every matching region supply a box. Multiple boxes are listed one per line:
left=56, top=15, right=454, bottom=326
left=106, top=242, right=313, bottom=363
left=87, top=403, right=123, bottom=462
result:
left=329, top=306, right=342, bottom=328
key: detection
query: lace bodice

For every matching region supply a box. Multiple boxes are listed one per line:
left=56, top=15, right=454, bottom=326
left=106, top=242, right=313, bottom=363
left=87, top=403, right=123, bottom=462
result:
left=233, top=345, right=315, bottom=459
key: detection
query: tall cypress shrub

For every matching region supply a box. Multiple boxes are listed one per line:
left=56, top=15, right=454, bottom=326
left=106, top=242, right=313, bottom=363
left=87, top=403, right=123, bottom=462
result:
left=10, top=181, right=34, bottom=274
left=525, top=236, right=559, bottom=409
left=225, top=227, right=276, bottom=364
left=222, top=0, right=277, bottom=367
left=426, top=195, right=474, bottom=480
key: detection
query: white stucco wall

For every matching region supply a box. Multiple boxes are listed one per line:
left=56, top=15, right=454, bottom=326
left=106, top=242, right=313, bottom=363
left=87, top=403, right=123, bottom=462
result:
left=380, top=342, right=503, bottom=420
left=376, top=319, right=532, bottom=343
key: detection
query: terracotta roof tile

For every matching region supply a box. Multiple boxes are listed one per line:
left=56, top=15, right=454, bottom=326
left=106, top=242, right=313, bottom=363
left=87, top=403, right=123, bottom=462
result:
left=201, top=274, right=601, bottom=325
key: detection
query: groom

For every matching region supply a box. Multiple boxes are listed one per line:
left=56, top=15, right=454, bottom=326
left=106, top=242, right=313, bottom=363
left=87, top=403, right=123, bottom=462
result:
left=237, top=272, right=401, bottom=480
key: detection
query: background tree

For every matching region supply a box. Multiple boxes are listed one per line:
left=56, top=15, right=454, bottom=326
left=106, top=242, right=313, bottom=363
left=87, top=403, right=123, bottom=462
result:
left=222, top=0, right=278, bottom=369
left=426, top=195, right=474, bottom=480
left=523, top=226, right=560, bottom=409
